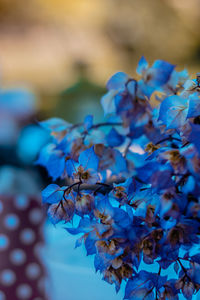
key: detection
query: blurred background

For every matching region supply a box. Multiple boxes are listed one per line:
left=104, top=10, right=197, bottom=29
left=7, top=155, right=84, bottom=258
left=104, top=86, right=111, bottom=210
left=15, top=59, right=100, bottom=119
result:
left=0, top=0, right=200, bottom=118
left=0, top=0, right=200, bottom=299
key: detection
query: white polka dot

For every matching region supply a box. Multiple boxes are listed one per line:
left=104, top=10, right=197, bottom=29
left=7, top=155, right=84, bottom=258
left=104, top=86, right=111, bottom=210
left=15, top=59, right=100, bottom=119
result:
left=0, top=269, right=16, bottom=286
left=4, top=214, right=20, bottom=230
left=29, top=208, right=43, bottom=225
left=10, top=249, right=26, bottom=265
left=14, top=195, right=29, bottom=210
left=0, top=234, right=9, bottom=251
left=16, top=284, right=32, bottom=299
left=20, top=229, right=35, bottom=245
left=26, top=263, right=41, bottom=279
left=0, top=291, right=6, bottom=300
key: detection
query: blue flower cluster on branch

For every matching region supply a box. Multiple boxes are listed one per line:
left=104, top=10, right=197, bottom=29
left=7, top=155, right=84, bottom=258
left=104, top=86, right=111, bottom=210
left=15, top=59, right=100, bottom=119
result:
left=37, top=57, right=200, bottom=299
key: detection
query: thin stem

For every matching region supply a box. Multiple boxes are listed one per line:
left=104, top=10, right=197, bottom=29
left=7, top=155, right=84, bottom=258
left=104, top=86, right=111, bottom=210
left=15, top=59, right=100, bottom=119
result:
left=177, top=258, right=190, bottom=280
left=172, top=173, right=188, bottom=176
left=178, top=257, right=191, bottom=262
left=70, top=122, right=83, bottom=130
left=81, top=122, right=123, bottom=140
left=135, top=176, right=147, bottom=185
left=175, top=172, right=190, bottom=189
left=155, top=136, right=181, bottom=145
left=77, top=182, right=81, bottom=196
left=123, top=139, right=132, bottom=157
left=93, top=182, right=113, bottom=195
left=158, top=266, right=161, bottom=276
left=177, top=258, right=187, bottom=273
left=181, top=141, right=189, bottom=148
left=156, top=266, right=162, bottom=300
left=63, top=181, right=82, bottom=200
left=96, top=182, right=112, bottom=188
left=91, top=122, right=123, bottom=130
left=93, top=186, right=105, bottom=195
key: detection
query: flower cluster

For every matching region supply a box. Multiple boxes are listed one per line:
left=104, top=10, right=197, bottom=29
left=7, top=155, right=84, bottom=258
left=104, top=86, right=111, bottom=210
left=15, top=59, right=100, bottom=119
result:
left=38, top=57, right=200, bottom=299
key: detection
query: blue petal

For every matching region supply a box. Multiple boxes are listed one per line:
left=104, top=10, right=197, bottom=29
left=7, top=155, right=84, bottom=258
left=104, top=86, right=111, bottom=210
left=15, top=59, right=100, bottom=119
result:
left=124, top=271, right=154, bottom=300
left=189, top=124, right=200, bottom=153
left=35, top=144, right=51, bottom=166
left=151, top=169, right=174, bottom=190
left=168, top=69, right=189, bottom=89
left=46, top=153, right=65, bottom=181
left=66, top=227, right=82, bottom=235
left=94, top=254, right=105, bottom=272
left=36, top=144, right=65, bottom=180
left=66, top=159, right=77, bottom=177
left=106, top=72, right=129, bottom=90
left=65, top=218, right=92, bottom=235
left=42, top=184, right=63, bottom=204
left=113, top=208, right=131, bottom=228
left=192, top=267, right=200, bottom=284
left=137, top=80, right=155, bottom=99
left=84, top=114, right=93, bottom=130
left=158, top=95, right=188, bottom=129
left=187, top=94, right=200, bottom=118
left=79, top=146, right=99, bottom=170
left=150, top=60, right=175, bottom=86
left=39, top=117, right=71, bottom=132
left=127, top=80, right=137, bottom=97
left=106, top=128, right=125, bottom=147
left=110, top=149, right=127, bottom=174
left=136, top=56, right=148, bottom=75
left=85, top=236, right=96, bottom=255
left=191, top=254, right=200, bottom=264
left=153, top=274, right=168, bottom=289
left=95, top=196, right=114, bottom=217
left=75, top=236, right=84, bottom=248
left=101, top=90, right=116, bottom=115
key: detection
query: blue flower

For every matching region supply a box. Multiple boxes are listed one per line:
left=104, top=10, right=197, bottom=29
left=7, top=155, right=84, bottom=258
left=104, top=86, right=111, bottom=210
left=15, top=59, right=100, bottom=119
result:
left=66, top=146, right=99, bottom=183
left=38, top=59, right=200, bottom=300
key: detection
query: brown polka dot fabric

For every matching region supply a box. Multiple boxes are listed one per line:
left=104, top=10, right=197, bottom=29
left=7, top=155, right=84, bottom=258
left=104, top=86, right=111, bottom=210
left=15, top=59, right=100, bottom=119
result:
left=0, top=195, right=47, bottom=300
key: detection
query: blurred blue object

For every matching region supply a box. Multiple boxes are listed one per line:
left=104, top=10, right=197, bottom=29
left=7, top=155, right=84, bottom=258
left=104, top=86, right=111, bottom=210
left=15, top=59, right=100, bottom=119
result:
left=17, top=125, right=50, bottom=164
left=0, top=87, right=36, bottom=147
left=0, top=88, right=36, bottom=119
left=0, top=166, right=41, bottom=195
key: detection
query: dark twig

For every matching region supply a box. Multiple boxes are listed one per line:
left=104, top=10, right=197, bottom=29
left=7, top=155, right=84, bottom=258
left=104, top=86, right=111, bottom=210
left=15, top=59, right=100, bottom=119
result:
left=155, top=136, right=181, bottom=145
